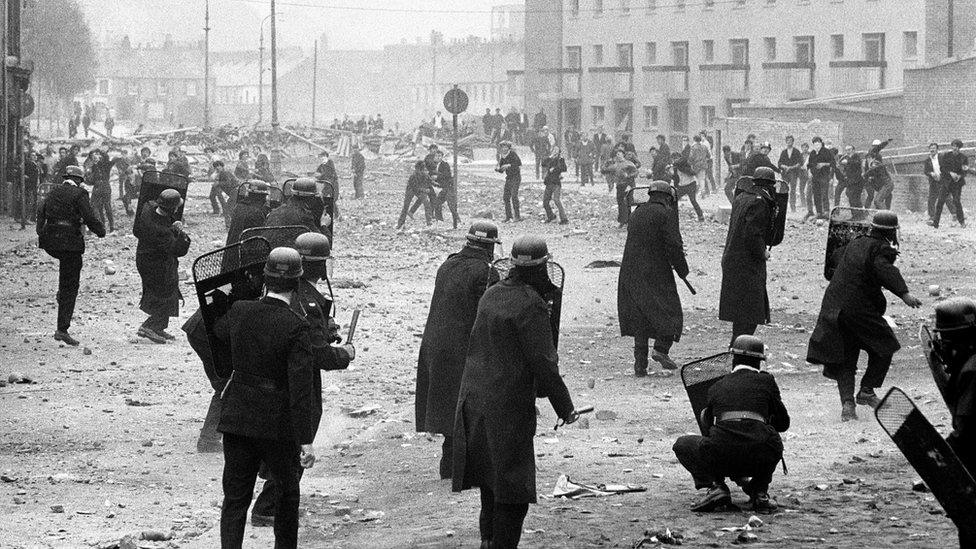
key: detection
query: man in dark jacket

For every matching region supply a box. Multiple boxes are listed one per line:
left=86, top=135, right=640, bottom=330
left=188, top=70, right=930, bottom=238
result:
left=807, top=211, right=922, bottom=421
left=741, top=142, right=779, bottom=177
left=835, top=145, right=864, bottom=209
left=315, top=151, right=340, bottom=220
left=618, top=181, right=689, bottom=376
left=673, top=335, right=790, bottom=513
left=719, top=168, right=788, bottom=345
left=225, top=182, right=271, bottom=246
left=267, top=179, right=328, bottom=237
left=806, top=137, right=834, bottom=220
left=531, top=129, right=552, bottom=180
left=214, top=247, right=318, bottom=548
left=428, top=149, right=459, bottom=227
left=778, top=136, right=803, bottom=212
left=497, top=141, right=522, bottom=222
left=541, top=147, right=569, bottom=224
left=234, top=150, right=251, bottom=181
left=532, top=109, right=547, bottom=131
left=453, top=236, right=582, bottom=549
left=652, top=134, right=671, bottom=181
left=351, top=146, right=366, bottom=199
left=416, top=222, right=501, bottom=479
left=250, top=233, right=355, bottom=527
left=87, top=149, right=116, bottom=233
left=397, top=161, right=434, bottom=229
left=133, top=189, right=191, bottom=343
left=214, top=161, right=240, bottom=229
left=933, top=138, right=969, bottom=229
left=36, top=166, right=106, bottom=346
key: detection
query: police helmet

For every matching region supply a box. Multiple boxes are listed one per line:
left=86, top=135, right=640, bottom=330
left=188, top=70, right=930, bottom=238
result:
left=466, top=220, right=501, bottom=245
left=510, top=235, right=550, bottom=267
left=934, top=298, right=976, bottom=333
left=730, top=335, right=766, bottom=360
left=292, top=178, right=318, bottom=197
left=264, top=247, right=304, bottom=279
left=250, top=181, right=270, bottom=195
left=648, top=180, right=675, bottom=199
left=871, top=210, right=899, bottom=230
left=157, top=189, right=183, bottom=213
left=63, top=165, right=85, bottom=183
left=295, top=232, right=332, bottom=261
left=753, top=167, right=777, bottom=185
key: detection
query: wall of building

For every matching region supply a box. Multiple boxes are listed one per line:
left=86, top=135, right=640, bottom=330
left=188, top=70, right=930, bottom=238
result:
left=731, top=106, right=904, bottom=150
left=523, top=0, right=564, bottom=133
left=903, top=55, right=976, bottom=145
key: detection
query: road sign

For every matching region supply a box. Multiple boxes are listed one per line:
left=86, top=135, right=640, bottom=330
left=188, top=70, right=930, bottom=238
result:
left=443, top=87, right=469, bottom=115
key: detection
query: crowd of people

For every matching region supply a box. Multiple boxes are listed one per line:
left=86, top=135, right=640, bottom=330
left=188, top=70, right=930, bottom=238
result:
left=327, top=113, right=386, bottom=134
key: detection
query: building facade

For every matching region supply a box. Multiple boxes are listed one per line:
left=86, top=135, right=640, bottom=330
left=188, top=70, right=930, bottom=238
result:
left=521, top=0, right=976, bottom=149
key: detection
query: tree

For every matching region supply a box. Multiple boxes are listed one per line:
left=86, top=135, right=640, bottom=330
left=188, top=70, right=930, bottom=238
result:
left=21, top=0, right=97, bottom=101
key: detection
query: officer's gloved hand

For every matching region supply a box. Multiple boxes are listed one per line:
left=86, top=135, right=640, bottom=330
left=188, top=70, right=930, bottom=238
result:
left=342, top=344, right=356, bottom=361
left=901, top=293, right=923, bottom=308
left=300, top=444, right=316, bottom=469
left=327, top=318, right=342, bottom=344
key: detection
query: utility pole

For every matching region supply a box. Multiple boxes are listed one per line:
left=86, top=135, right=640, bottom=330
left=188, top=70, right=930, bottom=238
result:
left=270, top=0, right=280, bottom=175
left=203, top=0, right=211, bottom=129
left=1, top=0, right=8, bottom=219
left=258, top=25, right=264, bottom=125
left=311, top=39, right=317, bottom=128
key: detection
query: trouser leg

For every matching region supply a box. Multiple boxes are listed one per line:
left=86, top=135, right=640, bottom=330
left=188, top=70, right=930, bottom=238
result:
left=353, top=173, right=364, bottom=198
left=730, top=321, right=757, bottom=346
left=397, top=189, right=413, bottom=227
left=502, top=182, right=513, bottom=220
left=812, top=179, right=825, bottom=217
left=511, top=182, right=521, bottom=219
left=263, top=441, right=301, bottom=548
left=104, top=197, right=114, bottom=231
left=724, top=176, right=736, bottom=204
left=535, top=158, right=541, bottom=180
left=432, top=190, right=445, bottom=221
left=745, top=459, right=779, bottom=494
left=209, top=184, right=222, bottom=213
left=846, top=184, right=864, bottom=208
left=542, top=185, right=555, bottom=220
left=478, top=488, right=495, bottom=544
left=445, top=189, right=460, bottom=228
left=55, top=252, right=83, bottom=333
left=860, top=352, right=892, bottom=390
left=833, top=179, right=847, bottom=207
left=688, top=192, right=704, bottom=220
left=142, top=313, right=169, bottom=332
left=420, top=195, right=433, bottom=225
left=439, top=436, right=453, bottom=479
left=616, top=185, right=629, bottom=224
left=672, top=435, right=718, bottom=489
left=804, top=175, right=814, bottom=213
left=788, top=175, right=798, bottom=211
left=251, top=475, right=278, bottom=517
left=492, top=501, right=529, bottom=549
left=220, top=433, right=263, bottom=548
left=927, top=180, right=939, bottom=219
left=408, top=195, right=423, bottom=216
left=554, top=186, right=567, bottom=222
left=951, top=182, right=966, bottom=225
left=653, top=335, right=674, bottom=354
left=634, top=338, right=649, bottom=374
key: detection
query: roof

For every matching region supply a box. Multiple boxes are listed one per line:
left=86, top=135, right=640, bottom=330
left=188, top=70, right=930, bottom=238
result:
left=97, top=45, right=206, bottom=80
left=212, top=49, right=307, bottom=88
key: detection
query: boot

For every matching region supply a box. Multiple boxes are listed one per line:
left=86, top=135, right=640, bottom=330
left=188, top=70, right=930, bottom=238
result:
left=841, top=401, right=858, bottom=422
left=837, top=369, right=857, bottom=422
left=651, top=349, right=678, bottom=370
left=855, top=388, right=881, bottom=408
left=750, top=491, right=779, bottom=514
left=690, top=482, right=732, bottom=512
left=54, top=330, right=80, bottom=346
left=634, top=346, right=649, bottom=377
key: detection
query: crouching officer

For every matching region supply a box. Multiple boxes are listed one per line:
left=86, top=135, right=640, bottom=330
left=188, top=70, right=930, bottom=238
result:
left=452, top=236, right=585, bottom=549
left=36, top=165, right=107, bottom=346
left=806, top=210, right=922, bottom=421
left=215, top=247, right=318, bottom=548
left=250, top=232, right=355, bottom=527
left=931, top=298, right=976, bottom=549
left=672, top=335, right=790, bottom=514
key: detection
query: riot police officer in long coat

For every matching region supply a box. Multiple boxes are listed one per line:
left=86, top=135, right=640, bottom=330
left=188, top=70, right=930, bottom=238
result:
left=452, top=236, right=583, bottom=549
left=806, top=211, right=921, bottom=421
left=36, top=166, right=106, bottom=346
left=718, top=167, right=787, bottom=345
left=225, top=182, right=271, bottom=246
left=416, top=221, right=501, bottom=479
left=266, top=178, right=330, bottom=239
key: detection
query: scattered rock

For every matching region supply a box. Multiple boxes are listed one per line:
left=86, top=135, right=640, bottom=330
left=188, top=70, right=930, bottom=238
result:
left=928, top=285, right=941, bottom=296
left=594, top=410, right=618, bottom=421
left=140, top=530, right=172, bottom=541
left=736, top=531, right=760, bottom=543
left=747, top=515, right=764, bottom=528
left=333, top=506, right=352, bottom=516
left=50, top=504, right=64, bottom=513
left=584, top=260, right=621, bottom=269
left=912, top=480, right=929, bottom=492
left=83, top=347, right=93, bottom=355
left=347, top=405, right=382, bottom=418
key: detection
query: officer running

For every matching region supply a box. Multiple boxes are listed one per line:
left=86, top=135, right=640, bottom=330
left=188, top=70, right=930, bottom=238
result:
left=415, top=221, right=501, bottom=479
left=214, top=247, right=319, bottom=548
left=672, top=335, right=790, bottom=514
left=452, top=236, right=584, bottom=549
left=806, top=211, right=922, bottom=421
left=36, top=165, right=106, bottom=346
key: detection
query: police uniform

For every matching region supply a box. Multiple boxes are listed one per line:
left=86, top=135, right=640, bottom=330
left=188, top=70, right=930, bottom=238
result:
left=133, top=195, right=191, bottom=341
left=36, top=172, right=106, bottom=344
left=266, top=196, right=328, bottom=237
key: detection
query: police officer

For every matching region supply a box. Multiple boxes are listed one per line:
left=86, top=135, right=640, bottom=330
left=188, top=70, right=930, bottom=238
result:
left=214, top=247, right=318, bottom=548
left=416, top=221, right=501, bottom=479
left=806, top=211, right=922, bottom=421
left=618, top=181, right=689, bottom=375
left=133, top=189, right=192, bottom=343
left=36, top=165, right=106, bottom=346
left=250, top=233, right=355, bottom=527
left=452, top=236, right=583, bottom=549
left=225, top=181, right=271, bottom=246
left=930, top=298, right=976, bottom=549
left=719, top=167, right=788, bottom=345
left=672, top=335, right=790, bottom=514
left=267, top=178, right=329, bottom=237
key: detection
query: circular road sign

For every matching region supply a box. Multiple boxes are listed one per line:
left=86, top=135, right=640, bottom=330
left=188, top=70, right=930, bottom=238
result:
left=443, top=88, right=469, bottom=115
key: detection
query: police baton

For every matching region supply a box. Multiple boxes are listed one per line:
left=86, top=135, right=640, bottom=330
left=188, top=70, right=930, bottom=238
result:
left=682, top=278, right=697, bottom=295
left=346, top=309, right=361, bottom=344
left=554, top=405, right=594, bottom=431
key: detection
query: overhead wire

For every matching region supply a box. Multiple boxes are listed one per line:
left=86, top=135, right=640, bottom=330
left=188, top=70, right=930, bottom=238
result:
left=218, top=0, right=770, bottom=15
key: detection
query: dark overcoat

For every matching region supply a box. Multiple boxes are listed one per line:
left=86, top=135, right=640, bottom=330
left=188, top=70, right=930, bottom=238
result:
left=225, top=197, right=269, bottom=246
left=134, top=204, right=191, bottom=318
left=718, top=185, right=782, bottom=325
left=415, top=246, right=498, bottom=435
left=618, top=195, right=689, bottom=340
left=36, top=183, right=105, bottom=253
left=807, top=234, right=909, bottom=366
left=266, top=198, right=325, bottom=235
left=452, top=276, right=574, bottom=504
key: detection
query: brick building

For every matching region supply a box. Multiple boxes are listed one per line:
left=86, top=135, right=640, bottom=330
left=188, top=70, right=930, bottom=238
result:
left=520, top=0, right=976, bottom=150
left=903, top=54, right=976, bottom=145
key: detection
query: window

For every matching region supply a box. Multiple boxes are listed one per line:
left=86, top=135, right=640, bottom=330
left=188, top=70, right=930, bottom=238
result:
left=646, top=0, right=656, bottom=11
left=594, top=0, right=604, bottom=15
left=730, top=39, right=749, bottom=66
left=671, top=41, right=688, bottom=66
left=569, top=0, right=580, bottom=16
left=794, top=36, right=814, bottom=64
left=566, top=46, right=582, bottom=69
left=704, top=0, right=715, bottom=8
left=593, top=44, right=604, bottom=65
left=863, top=33, right=885, bottom=62
left=703, top=40, right=715, bottom=63
left=97, top=79, right=110, bottom=95
left=157, top=80, right=168, bottom=96
left=831, top=34, right=844, bottom=59
left=764, top=37, right=776, bottom=61
left=129, top=81, right=140, bottom=96
left=186, top=80, right=197, bottom=97
left=620, top=0, right=630, bottom=14
left=675, top=0, right=686, bottom=11
left=617, top=43, right=634, bottom=67
left=701, top=106, right=716, bottom=128
left=903, top=31, right=918, bottom=59
left=643, top=106, right=659, bottom=129
left=592, top=105, right=606, bottom=124
left=645, top=42, right=657, bottom=64
left=668, top=100, right=688, bottom=133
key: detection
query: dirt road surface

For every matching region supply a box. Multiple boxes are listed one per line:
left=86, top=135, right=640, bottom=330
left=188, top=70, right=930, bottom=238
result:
left=1, top=159, right=973, bottom=548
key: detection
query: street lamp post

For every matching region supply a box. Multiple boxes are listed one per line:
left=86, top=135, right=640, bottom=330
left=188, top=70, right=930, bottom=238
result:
left=258, top=13, right=276, bottom=126
left=270, top=0, right=280, bottom=175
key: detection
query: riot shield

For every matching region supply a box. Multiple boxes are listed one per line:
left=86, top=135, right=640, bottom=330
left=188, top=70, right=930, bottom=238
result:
left=919, top=325, right=951, bottom=407
left=875, top=387, right=976, bottom=540
left=626, top=185, right=651, bottom=210
left=191, top=237, right=272, bottom=378
left=235, top=180, right=284, bottom=209
left=240, top=225, right=309, bottom=251
left=491, top=258, right=565, bottom=349
left=680, top=352, right=732, bottom=435
left=825, top=206, right=878, bottom=279
left=136, top=170, right=189, bottom=222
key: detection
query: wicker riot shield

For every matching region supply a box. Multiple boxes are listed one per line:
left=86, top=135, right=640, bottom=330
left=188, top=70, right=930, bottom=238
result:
left=136, top=170, right=189, bottom=222
left=492, top=258, right=565, bottom=349
left=825, top=206, right=877, bottom=279
left=875, top=387, right=976, bottom=540
left=191, top=237, right=272, bottom=378
left=680, top=352, right=732, bottom=435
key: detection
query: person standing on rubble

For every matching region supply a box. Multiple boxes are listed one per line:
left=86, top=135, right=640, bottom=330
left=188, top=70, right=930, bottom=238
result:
left=351, top=145, right=366, bottom=199
left=497, top=141, right=523, bottom=223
